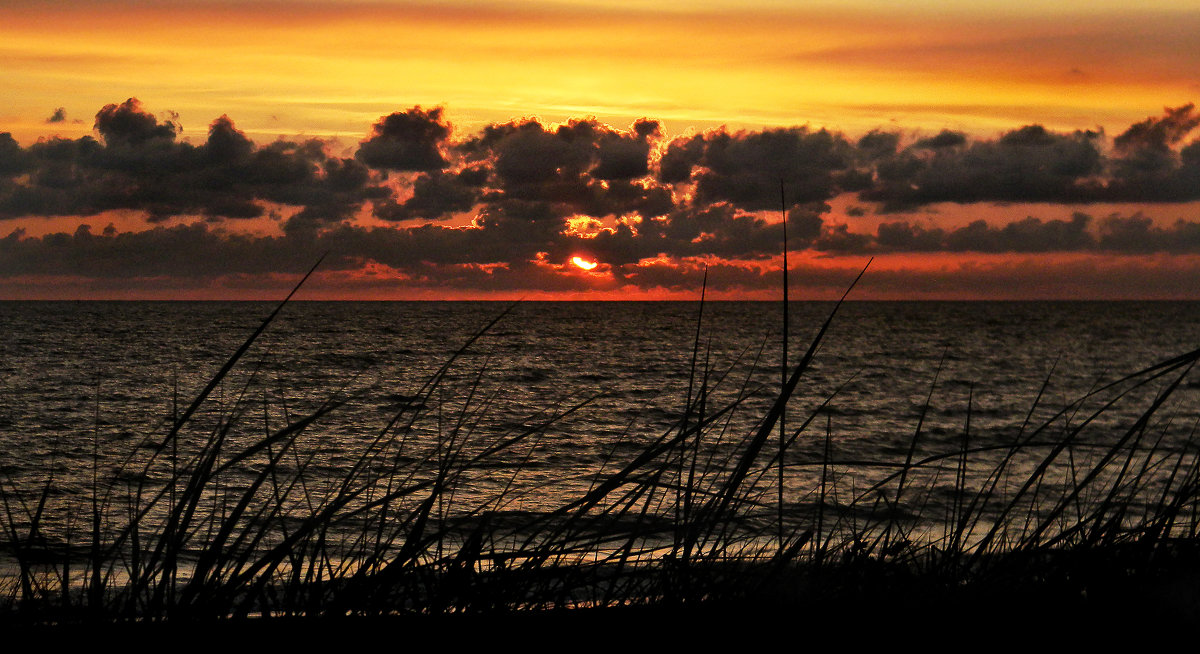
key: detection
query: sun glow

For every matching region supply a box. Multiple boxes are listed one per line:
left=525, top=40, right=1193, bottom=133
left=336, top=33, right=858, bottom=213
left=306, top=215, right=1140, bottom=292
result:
left=571, top=256, right=599, bottom=271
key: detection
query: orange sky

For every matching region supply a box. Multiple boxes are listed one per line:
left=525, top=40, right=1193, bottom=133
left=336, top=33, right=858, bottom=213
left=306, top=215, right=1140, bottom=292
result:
left=4, top=1, right=1198, bottom=143
left=2, top=0, right=1199, bottom=300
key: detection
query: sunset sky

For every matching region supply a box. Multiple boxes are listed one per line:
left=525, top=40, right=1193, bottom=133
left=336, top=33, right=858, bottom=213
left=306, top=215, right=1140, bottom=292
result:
left=2, top=0, right=1199, bottom=300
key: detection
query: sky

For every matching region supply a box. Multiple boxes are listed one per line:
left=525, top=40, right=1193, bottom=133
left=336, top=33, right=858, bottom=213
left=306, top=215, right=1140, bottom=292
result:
left=2, top=0, right=1200, bottom=300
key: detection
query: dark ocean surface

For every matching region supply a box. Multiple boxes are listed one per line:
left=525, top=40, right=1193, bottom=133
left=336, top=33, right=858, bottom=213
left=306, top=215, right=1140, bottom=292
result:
left=2, top=300, right=1199, bottom=553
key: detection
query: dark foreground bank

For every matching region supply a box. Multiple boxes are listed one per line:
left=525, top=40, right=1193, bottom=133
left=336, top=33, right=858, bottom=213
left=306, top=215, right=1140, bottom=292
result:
left=6, top=291, right=1200, bottom=637
left=10, top=547, right=1200, bottom=645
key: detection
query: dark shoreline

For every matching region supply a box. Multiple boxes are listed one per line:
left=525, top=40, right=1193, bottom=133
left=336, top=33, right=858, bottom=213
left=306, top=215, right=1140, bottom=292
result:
left=10, top=544, right=1200, bottom=637
left=12, top=583, right=1200, bottom=644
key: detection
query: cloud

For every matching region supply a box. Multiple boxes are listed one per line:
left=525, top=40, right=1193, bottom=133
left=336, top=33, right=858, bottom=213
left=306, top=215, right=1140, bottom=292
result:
left=913, top=129, right=966, bottom=150
left=453, top=117, right=672, bottom=221
left=856, top=129, right=901, bottom=160
left=373, top=167, right=483, bottom=222
left=0, top=133, right=33, bottom=176
left=355, top=106, right=452, bottom=172
left=45, top=107, right=67, bottom=124
left=1114, top=103, right=1200, bottom=153
left=202, top=114, right=254, bottom=164
left=472, top=117, right=658, bottom=184
left=0, top=219, right=803, bottom=296
left=819, top=211, right=1200, bottom=256
left=5, top=99, right=1200, bottom=297
left=1104, top=104, right=1200, bottom=201
left=943, top=214, right=1094, bottom=253
left=6, top=211, right=1200, bottom=299
left=862, top=124, right=1104, bottom=209
left=661, top=126, right=855, bottom=210
left=874, top=221, right=946, bottom=251
left=0, top=107, right=388, bottom=223
left=856, top=106, right=1199, bottom=208
left=658, top=133, right=704, bottom=184
left=10, top=100, right=1196, bottom=229
left=94, top=98, right=180, bottom=147
left=813, top=223, right=872, bottom=253
left=593, top=120, right=657, bottom=180
left=1097, top=213, right=1200, bottom=253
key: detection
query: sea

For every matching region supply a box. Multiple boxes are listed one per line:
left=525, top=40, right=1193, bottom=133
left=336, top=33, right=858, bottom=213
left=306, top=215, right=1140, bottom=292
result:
left=2, top=300, right=1199, bottom=553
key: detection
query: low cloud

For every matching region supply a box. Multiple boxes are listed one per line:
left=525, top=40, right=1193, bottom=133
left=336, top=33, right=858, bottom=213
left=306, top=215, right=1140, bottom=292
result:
left=2, top=100, right=1200, bottom=296
left=818, top=211, right=1200, bottom=255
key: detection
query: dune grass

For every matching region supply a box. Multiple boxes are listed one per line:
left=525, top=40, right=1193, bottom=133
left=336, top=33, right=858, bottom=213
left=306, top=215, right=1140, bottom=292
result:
left=2, top=270, right=1200, bottom=627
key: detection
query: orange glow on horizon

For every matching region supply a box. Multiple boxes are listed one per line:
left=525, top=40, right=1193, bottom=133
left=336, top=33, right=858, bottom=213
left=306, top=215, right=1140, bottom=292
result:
left=5, top=250, right=1200, bottom=301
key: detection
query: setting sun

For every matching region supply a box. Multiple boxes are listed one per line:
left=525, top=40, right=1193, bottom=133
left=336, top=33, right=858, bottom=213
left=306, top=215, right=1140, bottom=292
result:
left=571, top=256, right=599, bottom=271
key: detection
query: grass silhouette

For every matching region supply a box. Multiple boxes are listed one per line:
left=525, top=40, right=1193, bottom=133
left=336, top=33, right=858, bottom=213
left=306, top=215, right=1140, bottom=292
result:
left=2, top=266, right=1199, bottom=630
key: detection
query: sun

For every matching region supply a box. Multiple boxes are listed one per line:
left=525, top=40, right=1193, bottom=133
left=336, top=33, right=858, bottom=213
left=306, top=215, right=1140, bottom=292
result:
left=571, top=256, right=599, bottom=271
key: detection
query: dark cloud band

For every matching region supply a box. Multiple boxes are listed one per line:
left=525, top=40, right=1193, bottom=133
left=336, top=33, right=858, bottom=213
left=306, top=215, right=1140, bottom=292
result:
left=1, top=100, right=1199, bottom=294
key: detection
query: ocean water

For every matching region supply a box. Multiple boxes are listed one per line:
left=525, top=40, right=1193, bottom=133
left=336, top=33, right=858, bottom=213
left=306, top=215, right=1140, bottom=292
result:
left=1, top=300, right=1199, bottom=551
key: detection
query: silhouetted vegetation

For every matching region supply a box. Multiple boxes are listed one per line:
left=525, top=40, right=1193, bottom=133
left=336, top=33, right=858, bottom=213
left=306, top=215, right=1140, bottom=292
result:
left=3, top=265, right=1199, bottom=630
